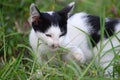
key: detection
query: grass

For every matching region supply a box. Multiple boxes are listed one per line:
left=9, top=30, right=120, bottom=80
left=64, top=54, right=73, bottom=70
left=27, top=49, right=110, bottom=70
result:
left=0, top=0, right=120, bottom=80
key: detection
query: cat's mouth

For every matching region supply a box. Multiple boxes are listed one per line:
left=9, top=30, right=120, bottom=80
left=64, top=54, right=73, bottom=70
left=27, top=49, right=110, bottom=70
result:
left=49, top=44, right=60, bottom=50
left=52, top=44, right=59, bottom=48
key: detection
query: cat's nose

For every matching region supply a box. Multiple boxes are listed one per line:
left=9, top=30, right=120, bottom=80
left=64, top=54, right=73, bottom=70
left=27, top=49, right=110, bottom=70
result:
left=51, top=44, right=59, bottom=49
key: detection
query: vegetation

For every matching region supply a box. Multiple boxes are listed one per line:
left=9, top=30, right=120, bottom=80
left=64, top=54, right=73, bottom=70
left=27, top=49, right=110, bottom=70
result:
left=0, top=0, right=120, bottom=80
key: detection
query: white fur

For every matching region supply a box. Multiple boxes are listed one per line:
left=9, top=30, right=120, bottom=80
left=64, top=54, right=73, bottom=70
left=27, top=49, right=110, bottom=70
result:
left=29, top=24, right=65, bottom=61
left=66, top=13, right=120, bottom=75
left=29, top=3, right=120, bottom=76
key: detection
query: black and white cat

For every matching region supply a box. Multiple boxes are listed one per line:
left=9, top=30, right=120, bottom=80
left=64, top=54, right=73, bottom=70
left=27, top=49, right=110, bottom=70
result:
left=29, top=2, right=120, bottom=76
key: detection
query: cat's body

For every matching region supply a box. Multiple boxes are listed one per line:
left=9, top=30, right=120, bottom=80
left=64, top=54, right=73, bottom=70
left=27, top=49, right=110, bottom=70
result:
left=29, top=2, right=120, bottom=76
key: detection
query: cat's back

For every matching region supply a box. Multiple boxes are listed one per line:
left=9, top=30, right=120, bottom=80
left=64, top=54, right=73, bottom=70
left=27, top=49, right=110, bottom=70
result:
left=67, top=12, right=89, bottom=30
left=66, top=12, right=120, bottom=48
left=66, top=12, right=90, bottom=47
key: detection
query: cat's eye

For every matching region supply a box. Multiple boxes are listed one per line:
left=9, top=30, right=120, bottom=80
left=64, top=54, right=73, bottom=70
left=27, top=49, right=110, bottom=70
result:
left=46, top=34, right=52, bottom=37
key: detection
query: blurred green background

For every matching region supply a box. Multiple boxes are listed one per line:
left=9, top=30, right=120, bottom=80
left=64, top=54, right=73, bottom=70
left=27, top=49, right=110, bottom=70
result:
left=0, top=0, right=120, bottom=80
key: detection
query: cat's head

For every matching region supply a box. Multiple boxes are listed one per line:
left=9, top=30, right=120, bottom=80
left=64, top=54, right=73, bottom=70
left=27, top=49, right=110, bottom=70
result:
left=30, top=2, right=75, bottom=49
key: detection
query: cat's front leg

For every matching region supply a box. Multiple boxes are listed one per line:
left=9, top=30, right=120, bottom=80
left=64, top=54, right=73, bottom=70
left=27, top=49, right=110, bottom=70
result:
left=63, top=47, right=86, bottom=64
left=32, top=45, right=50, bottom=78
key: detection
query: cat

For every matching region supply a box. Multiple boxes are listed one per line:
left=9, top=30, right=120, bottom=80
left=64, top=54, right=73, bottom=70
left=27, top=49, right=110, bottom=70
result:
left=29, top=2, right=120, bottom=76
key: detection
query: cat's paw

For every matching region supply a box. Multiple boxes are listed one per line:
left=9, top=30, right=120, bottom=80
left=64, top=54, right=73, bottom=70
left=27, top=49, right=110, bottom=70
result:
left=72, top=51, right=86, bottom=64
left=36, top=69, right=43, bottom=78
left=31, top=69, right=43, bottom=79
left=63, top=51, right=86, bottom=64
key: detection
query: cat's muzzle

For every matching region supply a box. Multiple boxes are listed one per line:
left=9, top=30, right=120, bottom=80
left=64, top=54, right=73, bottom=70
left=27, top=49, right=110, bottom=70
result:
left=51, top=44, right=59, bottom=49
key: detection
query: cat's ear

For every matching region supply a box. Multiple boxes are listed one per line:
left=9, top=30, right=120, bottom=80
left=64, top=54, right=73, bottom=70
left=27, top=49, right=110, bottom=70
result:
left=57, top=2, right=75, bottom=17
left=30, top=3, right=41, bottom=24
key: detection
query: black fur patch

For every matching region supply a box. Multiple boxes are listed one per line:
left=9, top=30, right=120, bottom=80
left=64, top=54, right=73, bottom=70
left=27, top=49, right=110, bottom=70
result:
left=105, top=18, right=119, bottom=38
left=32, top=12, right=67, bottom=36
left=87, top=15, right=118, bottom=47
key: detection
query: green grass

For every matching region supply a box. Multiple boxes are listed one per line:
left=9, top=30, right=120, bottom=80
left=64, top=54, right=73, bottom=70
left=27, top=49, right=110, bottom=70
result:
left=0, top=0, right=120, bottom=80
